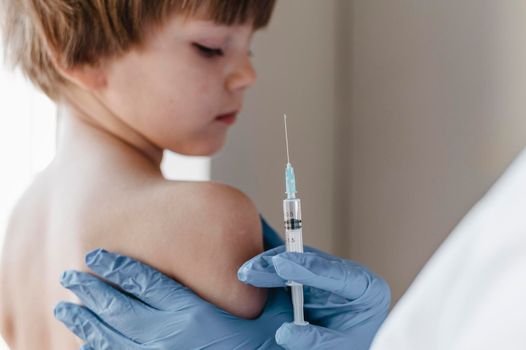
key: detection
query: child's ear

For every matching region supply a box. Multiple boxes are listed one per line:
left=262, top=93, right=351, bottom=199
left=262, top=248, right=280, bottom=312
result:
left=56, top=62, right=108, bottom=91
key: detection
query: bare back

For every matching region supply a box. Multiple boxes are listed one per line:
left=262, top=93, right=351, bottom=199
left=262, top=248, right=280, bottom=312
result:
left=1, top=170, right=88, bottom=348
left=0, top=148, right=266, bottom=349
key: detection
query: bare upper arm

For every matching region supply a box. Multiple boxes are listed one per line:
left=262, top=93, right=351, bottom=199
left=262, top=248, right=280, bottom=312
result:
left=158, top=181, right=267, bottom=318
left=81, top=181, right=267, bottom=319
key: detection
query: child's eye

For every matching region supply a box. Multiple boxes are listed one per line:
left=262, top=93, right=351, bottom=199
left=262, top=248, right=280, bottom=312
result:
left=193, top=43, right=224, bottom=58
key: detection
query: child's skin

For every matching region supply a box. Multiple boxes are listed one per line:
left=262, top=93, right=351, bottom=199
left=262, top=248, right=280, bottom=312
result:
left=0, top=8, right=267, bottom=349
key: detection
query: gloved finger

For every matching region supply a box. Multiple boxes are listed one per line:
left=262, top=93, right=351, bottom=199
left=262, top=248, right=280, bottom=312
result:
left=54, top=302, right=137, bottom=348
left=237, top=245, right=322, bottom=287
left=85, top=249, right=196, bottom=311
left=275, top=322, right=347, bottom=350
left=80, top=344, right=94, bottom=350
left=237, top=245, right=287, bottom=287
left=60, top=270, right=149, bottom=330
left=271, top=252, right=372, bottom=300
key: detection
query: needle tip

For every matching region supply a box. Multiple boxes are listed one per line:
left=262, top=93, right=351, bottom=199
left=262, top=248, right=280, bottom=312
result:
left=283, top=113, right=290, bottom=164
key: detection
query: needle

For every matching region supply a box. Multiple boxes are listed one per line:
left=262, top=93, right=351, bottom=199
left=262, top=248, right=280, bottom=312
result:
left=284, top=114, right=290, bottom=164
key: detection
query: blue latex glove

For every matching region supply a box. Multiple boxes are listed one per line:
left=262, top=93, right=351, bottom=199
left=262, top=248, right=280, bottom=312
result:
left=237, top=245, right=391, bottom=350
left=54, top=248, right=292, bottom=349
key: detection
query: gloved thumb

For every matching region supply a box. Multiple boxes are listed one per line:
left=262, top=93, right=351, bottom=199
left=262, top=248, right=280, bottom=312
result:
left=275, top=322, right=347, bottom=350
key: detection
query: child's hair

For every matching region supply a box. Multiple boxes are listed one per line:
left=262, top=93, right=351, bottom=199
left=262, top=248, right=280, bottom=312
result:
left=0, top=0, right=276, bottom=100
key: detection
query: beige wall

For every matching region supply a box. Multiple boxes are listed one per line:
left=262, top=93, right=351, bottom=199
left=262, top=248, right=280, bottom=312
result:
left=346, top=0, right=526, bottom=303
left=212, top=0, right=526, bottom=303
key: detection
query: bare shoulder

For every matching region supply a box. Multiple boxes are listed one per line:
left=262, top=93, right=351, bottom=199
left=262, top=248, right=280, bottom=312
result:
left=149, top=180, right=264, bottom=252
left=82, top=180, right=266, bottom=319
left=160, top=180, right=262, bottom=234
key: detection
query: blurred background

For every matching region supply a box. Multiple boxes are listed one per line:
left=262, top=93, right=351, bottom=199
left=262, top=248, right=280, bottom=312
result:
left=2, top=0, right=526, bottom=347
left=214, top=0, right=526, bottom=305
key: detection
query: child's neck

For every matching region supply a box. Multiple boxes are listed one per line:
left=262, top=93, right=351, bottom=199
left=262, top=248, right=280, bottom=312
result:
left=53, top=96, right=164, bottom=173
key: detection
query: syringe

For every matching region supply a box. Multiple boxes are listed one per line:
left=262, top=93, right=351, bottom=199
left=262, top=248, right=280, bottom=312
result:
left=282, top=114, right=308, bottom=326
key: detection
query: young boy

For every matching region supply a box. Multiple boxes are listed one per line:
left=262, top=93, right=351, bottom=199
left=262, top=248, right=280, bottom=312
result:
left=0, top=0, right=276, bottom=348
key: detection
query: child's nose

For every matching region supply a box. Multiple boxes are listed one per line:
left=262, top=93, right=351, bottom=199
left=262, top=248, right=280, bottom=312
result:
left=226, top=57, right=257, bottom=92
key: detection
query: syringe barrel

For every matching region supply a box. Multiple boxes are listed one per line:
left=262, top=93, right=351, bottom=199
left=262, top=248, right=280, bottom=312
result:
left=283, top=197, right=308, bottom=325
left=283, top=198, right=304, bottom=253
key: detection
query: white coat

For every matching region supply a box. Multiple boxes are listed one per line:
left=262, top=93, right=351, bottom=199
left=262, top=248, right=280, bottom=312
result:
left=372, top=149, right=526, bottom=349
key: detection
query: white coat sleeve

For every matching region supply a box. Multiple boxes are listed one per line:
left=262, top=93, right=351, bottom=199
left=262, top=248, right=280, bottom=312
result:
left=371, top=149, right=526, bottom=350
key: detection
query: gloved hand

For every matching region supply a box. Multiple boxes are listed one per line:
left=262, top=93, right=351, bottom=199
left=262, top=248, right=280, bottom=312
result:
left=55, top=226, right=390, bottom=350
left=54, top=248, right=292, bottom=349
left=237, top=245, right=391, bottom=350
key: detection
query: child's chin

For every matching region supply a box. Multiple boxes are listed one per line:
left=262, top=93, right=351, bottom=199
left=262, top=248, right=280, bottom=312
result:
left=169, top=138, right=225, bottom=157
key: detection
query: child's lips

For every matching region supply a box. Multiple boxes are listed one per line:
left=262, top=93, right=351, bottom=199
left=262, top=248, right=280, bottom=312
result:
left=215, top=111, right=238, bottom=125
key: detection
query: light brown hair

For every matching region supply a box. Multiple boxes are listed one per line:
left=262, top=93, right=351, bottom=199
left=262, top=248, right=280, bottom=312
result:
left=1, top=0, right=276, bottom=100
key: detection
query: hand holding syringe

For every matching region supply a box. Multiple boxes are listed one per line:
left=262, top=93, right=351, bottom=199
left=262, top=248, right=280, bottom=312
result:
left=282, top=114, right=308, bottom=326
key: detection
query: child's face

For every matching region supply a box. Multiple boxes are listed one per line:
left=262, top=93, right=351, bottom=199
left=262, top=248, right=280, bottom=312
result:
left=97, top=12, right=257, bottom=156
